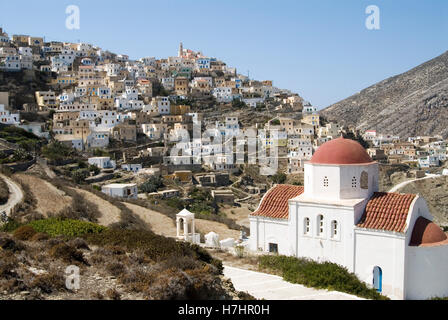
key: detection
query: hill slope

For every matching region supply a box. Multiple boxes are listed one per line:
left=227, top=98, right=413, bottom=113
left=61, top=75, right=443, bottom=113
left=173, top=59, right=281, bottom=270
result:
left=321, top=51, right=448, bottom=138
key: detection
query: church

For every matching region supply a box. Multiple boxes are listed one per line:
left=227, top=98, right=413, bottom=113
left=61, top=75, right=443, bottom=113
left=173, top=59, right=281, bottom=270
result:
left=249, top=137, right=448, bottom=300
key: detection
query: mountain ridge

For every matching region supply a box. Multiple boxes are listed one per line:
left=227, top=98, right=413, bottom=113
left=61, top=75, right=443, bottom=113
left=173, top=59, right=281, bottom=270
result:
left=321, top=50, right=448, bottom=138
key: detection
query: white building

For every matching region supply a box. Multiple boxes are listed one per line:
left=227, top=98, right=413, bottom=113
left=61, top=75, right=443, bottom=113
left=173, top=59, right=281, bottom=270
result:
left=88, top=157, right=116, bottom=169
left=0, top=105, right=20, bottom=124
left=121, top=163, right=142, bottom=173
left=101, top=183, right=138, bottom=199
left=249, top=137, right=448, bottom=300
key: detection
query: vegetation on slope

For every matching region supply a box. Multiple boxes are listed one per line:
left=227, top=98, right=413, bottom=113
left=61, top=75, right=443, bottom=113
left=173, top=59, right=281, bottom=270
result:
left=0, top=218, right=232, bottom=300
left=259, top=255, right=389, bottom=300
left=0, top=176, right=9, bottom=205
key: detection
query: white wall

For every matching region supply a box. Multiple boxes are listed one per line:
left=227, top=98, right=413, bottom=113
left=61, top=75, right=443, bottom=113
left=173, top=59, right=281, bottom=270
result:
left=304, top=163, right=378, bottom=201
left=249, top=216, right=290, bottom=255
left=354, top=229, right=406, bottom=300
left=291, top=199, right=366, bottom=270
left=405, top=245, right=448, bottom=300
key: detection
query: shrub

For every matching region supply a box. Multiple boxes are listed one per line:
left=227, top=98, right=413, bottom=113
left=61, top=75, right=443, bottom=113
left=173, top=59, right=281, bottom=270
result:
left=41, top=141, right=74, bottom=162
left=49, top=243, right=86, bottom=264
left=0, top=177, right=9, bottom=205
left=0, top=220, right=22, bottom=232
left=259, top=255, right=388, bottom=300
left=72, top=169, right=90, bottom=184
left=139, top=175, right=164, bottom=193
left=86, top=229, right=222, bottom=273
left=105, top=288, right=121, bottom=300
left=28, top=218, right=106, bottom=238
left=30, top=272, right=65, bottom=294
left=13, top=226, right=37, bottom=241
left=106, top=262, right=126, bottom=277
left=30, top=232, right=50, bottom=242
left=271, top=171, right=286, bottom=184
left=0, top=234, right=24, bottom=252
left=0, top=250, right=18, bottom=277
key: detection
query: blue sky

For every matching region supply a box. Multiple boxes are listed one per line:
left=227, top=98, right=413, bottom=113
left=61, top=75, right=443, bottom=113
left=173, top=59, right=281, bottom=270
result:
left=1, top=0, right=447, bottom=108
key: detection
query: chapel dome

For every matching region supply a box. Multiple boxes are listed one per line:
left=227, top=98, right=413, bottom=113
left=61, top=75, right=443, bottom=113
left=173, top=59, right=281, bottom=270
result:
left=410, top=217, right=448, bottom=246
left=310, top=137, right=373, bottom=165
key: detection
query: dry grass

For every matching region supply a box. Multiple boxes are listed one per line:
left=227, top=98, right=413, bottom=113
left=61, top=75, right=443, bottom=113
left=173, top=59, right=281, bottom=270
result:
left=15, top=174, right=72, bottom=217
left=68, top=188, right=121, bottom=226
left=122, top=202, right=177, bottom=237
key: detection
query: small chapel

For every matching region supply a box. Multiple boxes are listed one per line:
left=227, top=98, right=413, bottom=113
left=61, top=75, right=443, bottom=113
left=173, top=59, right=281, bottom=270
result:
left=249, top=137, right=448, bottom=300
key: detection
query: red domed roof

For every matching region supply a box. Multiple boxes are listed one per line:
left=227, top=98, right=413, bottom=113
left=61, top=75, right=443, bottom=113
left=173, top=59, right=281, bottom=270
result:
left=310, top=137, right=373, bottom=165
left=410, top=217, right=448, bottom=247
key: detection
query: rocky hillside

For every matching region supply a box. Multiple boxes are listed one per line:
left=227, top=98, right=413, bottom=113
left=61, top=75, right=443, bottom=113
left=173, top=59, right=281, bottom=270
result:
left=321, top=51, right=448, bottom=138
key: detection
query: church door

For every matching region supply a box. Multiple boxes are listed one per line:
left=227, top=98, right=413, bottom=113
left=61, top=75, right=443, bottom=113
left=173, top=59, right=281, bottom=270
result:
left=373, top=266, right=382, bottom=292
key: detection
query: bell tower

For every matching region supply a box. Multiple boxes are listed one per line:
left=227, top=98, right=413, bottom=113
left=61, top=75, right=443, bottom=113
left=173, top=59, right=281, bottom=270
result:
left=178, top=42, right=183, bottom=57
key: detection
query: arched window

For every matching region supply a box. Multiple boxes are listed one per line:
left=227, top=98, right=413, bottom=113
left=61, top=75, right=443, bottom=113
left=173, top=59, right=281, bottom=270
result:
left=304, top=218, right=310, bottom=235
left=323, top=176, right=329, bottom=187
left=331, top=220, right=338, bottom=238
left=352, top=177, right=357, bottom=188
left=361, top=171, right=369, bottom=189
left=317, top=215, right=324, bottom=236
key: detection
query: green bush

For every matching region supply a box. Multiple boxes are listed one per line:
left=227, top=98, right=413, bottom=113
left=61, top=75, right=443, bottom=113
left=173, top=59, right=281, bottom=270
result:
left=0, top=220, right=22, bottom=233
left=271, top=171, right=286, bottom=184
left=259, top=255, right=388, bottom=300
left=28, top=218, right=106, bottom=237
left=139, top=175, right=164, bottom=193
left=72, top=169, right=90, bottom=184
left=41, top=141, right=75, bottom=162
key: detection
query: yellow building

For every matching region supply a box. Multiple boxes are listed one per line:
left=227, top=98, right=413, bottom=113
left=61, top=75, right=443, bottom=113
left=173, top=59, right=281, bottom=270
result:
left=170, top=104, right=191, bottom=115
left=35, top=91, right=58, bottom=110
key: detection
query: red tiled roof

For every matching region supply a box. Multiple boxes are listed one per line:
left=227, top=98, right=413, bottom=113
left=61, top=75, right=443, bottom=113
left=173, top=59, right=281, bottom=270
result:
left=357, top=192, right=416, bottom=233
left=250, top=185, right=304, bottom=220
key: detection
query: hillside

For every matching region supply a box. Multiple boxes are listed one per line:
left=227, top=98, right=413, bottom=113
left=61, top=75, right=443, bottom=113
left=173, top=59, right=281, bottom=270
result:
left=321, top=51, right=448, bottom=138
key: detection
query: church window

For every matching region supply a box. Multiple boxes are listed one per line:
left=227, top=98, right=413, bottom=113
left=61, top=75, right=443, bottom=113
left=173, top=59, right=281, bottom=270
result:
left=317, top=215, right=324, bottom=235
left=323, top=177, right=329, bottom=187
left=352, top=177, right=357, bottom=188
left=331, top=220, right=338, bottom=239
left=304, top=218, right=310, bottom=235
left=361, top=171, right=369, bottom=189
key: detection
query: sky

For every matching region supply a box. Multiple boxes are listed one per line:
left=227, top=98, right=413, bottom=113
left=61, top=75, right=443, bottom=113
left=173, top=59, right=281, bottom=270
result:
left=1, top=0, right=447, bottom=108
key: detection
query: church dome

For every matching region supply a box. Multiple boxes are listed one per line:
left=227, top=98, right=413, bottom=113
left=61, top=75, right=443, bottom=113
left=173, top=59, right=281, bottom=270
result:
left=310, top=137, right=373, bottom=165
left=410, top=217, right=448, bottom=247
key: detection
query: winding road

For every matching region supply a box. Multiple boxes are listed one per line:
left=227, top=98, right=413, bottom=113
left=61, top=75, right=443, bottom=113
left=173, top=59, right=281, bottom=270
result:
left=0, top=174, right=24, bottom=217
left=389, top=173, right=441, bottom=193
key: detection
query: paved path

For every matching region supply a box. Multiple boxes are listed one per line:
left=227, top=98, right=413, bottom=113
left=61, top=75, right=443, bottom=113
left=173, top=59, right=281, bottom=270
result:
left=223, top=266, right=364, bottom=300
left=0, top=174, right=24, bottom=216
left=389, top=174, right=440, bottom=193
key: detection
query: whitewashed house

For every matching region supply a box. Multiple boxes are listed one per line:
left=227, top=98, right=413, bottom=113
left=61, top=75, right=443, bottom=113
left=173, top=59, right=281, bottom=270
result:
left=249, top=137, right=448, bottom=300
left=0, top=105, right=20, bottom=124
left=101, top=183, right=138, bottom=199
left=88, top=157, right=116, bottom=170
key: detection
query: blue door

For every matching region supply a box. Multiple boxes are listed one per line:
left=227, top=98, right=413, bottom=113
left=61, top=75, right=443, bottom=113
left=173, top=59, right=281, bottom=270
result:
left=373, top=266, right=382, bottom=292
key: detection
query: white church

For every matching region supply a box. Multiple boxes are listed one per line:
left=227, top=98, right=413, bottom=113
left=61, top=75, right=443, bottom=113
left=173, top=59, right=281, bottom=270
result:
left=249, top=137, right=448, bottom=300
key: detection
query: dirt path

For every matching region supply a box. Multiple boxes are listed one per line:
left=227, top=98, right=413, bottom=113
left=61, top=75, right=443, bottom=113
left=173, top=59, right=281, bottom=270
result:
left=15, top=174, right=71, bottom=217
left=69, top=188, right=121, bottom=227
left=0, top=174, right=24, bottom=216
